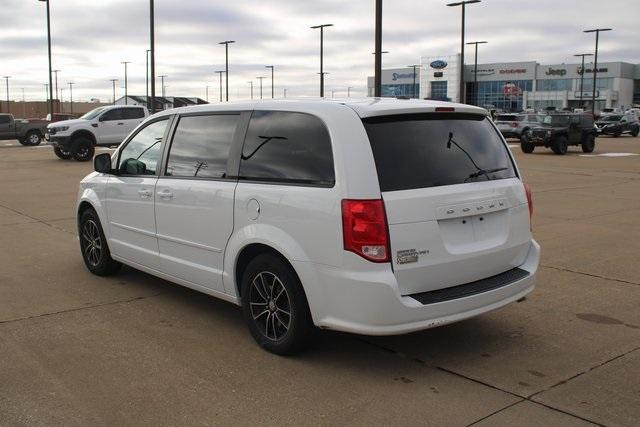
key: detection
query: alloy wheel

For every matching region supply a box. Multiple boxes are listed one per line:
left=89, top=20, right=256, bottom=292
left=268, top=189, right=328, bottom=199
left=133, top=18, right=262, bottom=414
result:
left=81, top=219, right=103, bottom=267
left=249, top=271, right=292, bottom=341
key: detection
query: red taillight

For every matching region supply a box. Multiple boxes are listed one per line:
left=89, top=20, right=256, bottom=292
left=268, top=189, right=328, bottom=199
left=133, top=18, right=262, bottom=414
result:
left=524, top=183, right=533, bottom=229
left=341, top=199, right=390, bottom=262
left=435, top=107, right=455, bottom=112
left=511, top=122, right=519, bottom=128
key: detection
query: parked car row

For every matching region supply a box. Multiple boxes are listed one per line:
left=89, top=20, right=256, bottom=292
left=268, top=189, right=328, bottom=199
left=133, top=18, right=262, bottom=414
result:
left=0, top=113, right=49, bottom=145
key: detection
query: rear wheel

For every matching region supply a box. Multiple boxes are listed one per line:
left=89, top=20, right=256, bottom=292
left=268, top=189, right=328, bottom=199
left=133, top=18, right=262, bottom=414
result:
left=520, top=133, right=535, bottom=153
left=79, top=208, right=122, bottom=276
left=53, top=145, right=72, bottom=160
left=241, top=253, right=313, bottom=355
left=71, top=137, right=95, bottom=161
left=22, top=130, right=42, bottom=146
left=581, top=134, right=596, bottom=153
left=631, top=126, right=639, bottom=137
left=551, top=136, right=568, bottom=155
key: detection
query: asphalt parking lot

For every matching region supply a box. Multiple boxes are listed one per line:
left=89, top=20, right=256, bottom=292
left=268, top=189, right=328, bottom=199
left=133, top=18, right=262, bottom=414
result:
left=1, top=137, right=639, bottom=426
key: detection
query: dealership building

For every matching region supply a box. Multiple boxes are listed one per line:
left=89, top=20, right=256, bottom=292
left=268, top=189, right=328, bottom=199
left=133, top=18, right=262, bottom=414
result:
left=368, top=55, right=640, bottom=112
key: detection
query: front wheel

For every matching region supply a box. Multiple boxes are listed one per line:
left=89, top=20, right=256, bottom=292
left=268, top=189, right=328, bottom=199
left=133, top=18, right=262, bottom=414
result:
left=520, top=133, right=535, bottom=153
left=631, top=126, right=639, bottom=137
left=53, top=145, right=72, bottom=160
left=581, top=134, right=596, bottom=153
left=241, top=253, right=314, bottom=355
left=71, top=137, right=95, bottom=161
left=79, top=209, right=122, bottom=276
left=551, top=136, right=568, bottom=155
left=22, top=130, right=42, bottom=146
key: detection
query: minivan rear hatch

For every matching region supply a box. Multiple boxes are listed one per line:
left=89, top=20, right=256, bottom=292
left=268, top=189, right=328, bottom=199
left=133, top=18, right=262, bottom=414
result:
left=362, top=112, right=531, bottom=296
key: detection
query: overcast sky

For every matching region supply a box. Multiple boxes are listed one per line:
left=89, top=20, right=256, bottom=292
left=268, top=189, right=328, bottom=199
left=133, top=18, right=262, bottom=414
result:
left=1, top=0, right=638, bottom=102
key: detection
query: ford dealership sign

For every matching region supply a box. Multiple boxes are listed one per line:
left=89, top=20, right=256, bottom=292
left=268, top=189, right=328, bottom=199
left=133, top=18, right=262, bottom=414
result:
left=430, top=60, right=448, bottom=69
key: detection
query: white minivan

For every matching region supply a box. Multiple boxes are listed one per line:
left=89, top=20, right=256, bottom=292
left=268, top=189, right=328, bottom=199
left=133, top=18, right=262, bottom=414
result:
left=78, top=99, right=539, bottom=354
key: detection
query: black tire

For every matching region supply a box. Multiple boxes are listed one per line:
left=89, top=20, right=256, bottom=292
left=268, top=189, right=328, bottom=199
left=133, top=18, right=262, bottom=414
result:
left=551, top=136, right=568, bottom=155
left=78, top=208, right=122, bottom=276
left=53, top=145, right=72, bottom=160
left=71, top=137, right=95, bottom=161
left=581, top=134, right=596, bottom=153
left=22, top=130, right=42, bottom=146
left=241, top=253, right=313, bottom=355
left=631, top=126, right=639, bottom=137
left=520, top=133, right=535, bottom=153
left=613, top=130, right=621, bottom=138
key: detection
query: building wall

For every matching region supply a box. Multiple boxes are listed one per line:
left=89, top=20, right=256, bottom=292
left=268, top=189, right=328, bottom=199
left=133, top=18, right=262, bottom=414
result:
left=366, top=67, right=420, bottom=97
left=420, top=54, right=461, bottom=102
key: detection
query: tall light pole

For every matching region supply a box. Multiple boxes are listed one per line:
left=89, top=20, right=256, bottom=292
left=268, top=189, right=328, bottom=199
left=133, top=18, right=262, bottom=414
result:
left=283, top=88, right=287, bottom=98
left=407, top=65, right=420, bottom=99
left=256, top=76, right=265, bottom=99
left=265, top=65, right=274, bottom=98
left=21, top=88, right=26, bottom=118
left=146, top=49, right=150, bottom=109
left=215, top=70, right=225, bottom=102
left=466, top=40, right=487, bottom=105
left=109, top=79, right=118, bottom=105
left=574, top=53, right=593, bottom=108
left=68, top=82, right=74, bottom=114
left=373, top=0, right=382, bottom=97
left=149, top=0, right=156, bottom=114
left=447, top=0, right=481, bottom=104
left=53, top=70, right=60, bottom=104
left=219, top=40, right=235, bottom=101
left=2, top=76, right=10, bottom=114
left=205, top=85, right=210, bottom=102
left=310, top=24, right=333, bottom=97
left=248, top=81, right=253, bottom=99
left=121, top=61, right=131, bottom=104
left=38, top=0, right=54, bottom=118
left=584, top=28, right=612, bottom=115
left=347, top=86, right=353, bottom=97
left=159, top=75, right=167, bottom=98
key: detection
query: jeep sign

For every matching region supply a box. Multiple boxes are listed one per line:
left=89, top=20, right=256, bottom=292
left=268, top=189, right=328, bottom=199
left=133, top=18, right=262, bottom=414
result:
left=545, top=68, right=567, bottom=76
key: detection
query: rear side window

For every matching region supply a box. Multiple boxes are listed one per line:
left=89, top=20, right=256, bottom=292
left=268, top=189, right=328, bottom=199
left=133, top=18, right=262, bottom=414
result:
left=238, top=111, right=334, bottom=186
left=101, top=109, right=124, bottom=121
left=122, top=108, right=145, bottom=119
left=166, top=114, right=240, bottom=178
left=496, top=115, right=521, bottom=122
left=363, top=113, right=516, bottom=192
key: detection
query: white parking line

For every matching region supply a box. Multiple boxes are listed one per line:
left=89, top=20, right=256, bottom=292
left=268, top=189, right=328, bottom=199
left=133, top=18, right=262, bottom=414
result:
left=579, top=153, right=639, bottom=157
left=508, top=144, right=519, bottom=148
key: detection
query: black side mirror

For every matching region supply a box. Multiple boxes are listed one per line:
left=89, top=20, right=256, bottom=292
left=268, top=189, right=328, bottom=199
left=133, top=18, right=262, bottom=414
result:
left=94, top=153, right=112, bottom=174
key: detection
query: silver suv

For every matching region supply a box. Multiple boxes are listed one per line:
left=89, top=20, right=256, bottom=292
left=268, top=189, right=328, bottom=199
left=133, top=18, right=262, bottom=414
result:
left=495, top=113, right=540, bottom=140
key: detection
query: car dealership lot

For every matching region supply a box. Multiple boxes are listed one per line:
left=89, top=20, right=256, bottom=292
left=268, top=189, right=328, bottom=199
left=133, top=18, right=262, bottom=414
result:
left=1, top=137, right=639, bottom=425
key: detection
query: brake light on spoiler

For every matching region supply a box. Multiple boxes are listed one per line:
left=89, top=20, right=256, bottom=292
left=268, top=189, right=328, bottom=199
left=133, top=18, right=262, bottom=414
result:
left=435, top=107, right=455, bottom=112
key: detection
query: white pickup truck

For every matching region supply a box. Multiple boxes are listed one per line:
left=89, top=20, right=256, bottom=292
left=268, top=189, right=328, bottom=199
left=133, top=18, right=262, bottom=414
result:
left=46, top=105, right=149, bottom=161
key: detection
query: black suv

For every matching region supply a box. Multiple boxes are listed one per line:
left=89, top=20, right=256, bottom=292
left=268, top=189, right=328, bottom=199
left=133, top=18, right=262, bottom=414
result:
left=594, top=113, right=640, bottom=137
left=523, top=113, right=596, bottom=155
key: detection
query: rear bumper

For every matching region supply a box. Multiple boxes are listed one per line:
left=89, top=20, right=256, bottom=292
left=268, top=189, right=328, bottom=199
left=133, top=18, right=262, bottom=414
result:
left=297, top=239, right=540, bottom=336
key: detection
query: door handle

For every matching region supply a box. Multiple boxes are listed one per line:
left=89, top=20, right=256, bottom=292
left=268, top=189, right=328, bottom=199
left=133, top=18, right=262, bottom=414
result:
left=157, top=190, right=174, bottom=200
left=117, top=122, right=124, bottom=125
left=137, top=189, right=152, bottom=198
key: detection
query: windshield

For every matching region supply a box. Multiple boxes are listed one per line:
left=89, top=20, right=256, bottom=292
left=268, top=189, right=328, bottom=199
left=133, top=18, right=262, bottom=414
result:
left=601, top=115, right=622, bottom=122
left=542, top=115, right=570, bottom=126
left=363, top=113, right=516, bottom=192
left=80, top=107, right=108, bottom=120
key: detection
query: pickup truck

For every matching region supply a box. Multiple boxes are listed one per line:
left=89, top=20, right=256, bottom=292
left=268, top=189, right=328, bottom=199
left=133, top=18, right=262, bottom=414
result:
left=0, top=113, right=49, bottom=146
left=46, top=105, right=149, bottom=161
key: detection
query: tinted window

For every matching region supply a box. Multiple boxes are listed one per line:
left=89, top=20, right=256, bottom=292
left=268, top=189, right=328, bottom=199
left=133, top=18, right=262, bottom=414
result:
left=118, top=119, right=168, bottom=175
left=239, top=111, right=334, bottom=185
left=0, top=115, right=11, bottom=124
left=166, top=114, right=239, bottom=178
left=101, top=109, right=124, bottom=121
left=496, top=115, right=521, bottom=122
left=363, top=113, right=516, bottom=192
left=122, top=108, right=145, bottom=120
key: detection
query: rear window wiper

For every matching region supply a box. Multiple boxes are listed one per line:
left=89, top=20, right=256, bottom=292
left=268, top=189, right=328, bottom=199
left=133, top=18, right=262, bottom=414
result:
left=466, top=167, right=509, bottom=181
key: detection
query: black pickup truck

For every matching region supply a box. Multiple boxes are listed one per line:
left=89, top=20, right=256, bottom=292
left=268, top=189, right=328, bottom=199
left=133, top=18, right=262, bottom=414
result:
left=522, top=113, right=597, bottom=155
left=0, top=113, right=49, bottom=146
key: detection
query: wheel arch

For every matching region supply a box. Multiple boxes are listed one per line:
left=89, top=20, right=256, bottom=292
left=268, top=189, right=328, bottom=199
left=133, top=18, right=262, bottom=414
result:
left=76, top=192, right=108, bottom=238
left=70, top=129, right=97, bottom=145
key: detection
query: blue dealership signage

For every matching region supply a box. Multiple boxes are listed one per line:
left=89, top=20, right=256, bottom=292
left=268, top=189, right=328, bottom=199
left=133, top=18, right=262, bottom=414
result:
left=392, top=72, right=416, bottom=81
left=430, top=60, right=448, bottom=69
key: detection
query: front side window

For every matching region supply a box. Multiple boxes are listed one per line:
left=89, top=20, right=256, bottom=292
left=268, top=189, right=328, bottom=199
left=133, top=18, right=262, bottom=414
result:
left=80, top=107, right=107, bottom=120
left=166, top=114, right=240, bottom=178
left=117, top=119, right=168, bottom=175
left=100, top=109, right=124, bottom=122
left=239, top=111, right=335, bottom=186
left=363, top=113, right=516, bottom=192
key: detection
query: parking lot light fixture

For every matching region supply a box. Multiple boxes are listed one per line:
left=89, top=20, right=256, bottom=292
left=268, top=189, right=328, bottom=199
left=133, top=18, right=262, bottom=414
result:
left=159, top=75, right=167, bottom=98
left=2, top=76, right=10, bottom=114
left=146, top=50, right=151, bottom=108
left=447, top=0, right=481, bottom=104
left=218, top=41, right=235, bottom=101
left=347, top=86, right=353, bottom=97
left=265, top=66, right=274, bottom=98
left=256, top=76, right=265, bottom=99
left=215, top=70, right=225, bottom=102
left=248, top=81, right=253, bottom=99
left=149, top=0, right=156, bottom=114
left=121, top=61, right=131, bottom=104
left=574, top=53, right=594, bottom=108
left=68, top=82, right=74, bottom=114
left=407, top=65, right=420, bottom=99
left=466, top=41, right=487, bottom=105
left=53, top=70, right=61, bottom=105
left=373, top=0, right=383, bottom=97
left=109, top=79, right=118, bottom=105
left=39, top=0, right=54, bottom=118
left=584, top=28, right=612, bottom=115
left=310, top=24, right=333, bottom=97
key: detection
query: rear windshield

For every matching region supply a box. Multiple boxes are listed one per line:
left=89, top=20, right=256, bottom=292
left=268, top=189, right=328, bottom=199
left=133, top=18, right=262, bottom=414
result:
left=363, top=113, right=517, bottom=192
